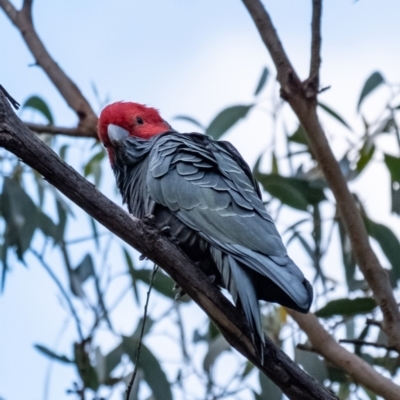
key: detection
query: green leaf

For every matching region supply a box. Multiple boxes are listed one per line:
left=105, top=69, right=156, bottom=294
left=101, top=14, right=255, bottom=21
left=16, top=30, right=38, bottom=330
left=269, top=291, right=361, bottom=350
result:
left=337, top=217, right=366, bottom=292
left=318, top=102, right=352, bottom=130
left=84, top=149, right=105, bottom=187
left=357, top=72, right=385, bottom=112
left=295, top=348, right=328, bottom=383
left=59, top=144, right=69, bottom=160
left=125, top=248, right=140, bottom=305
left=104, top=343, right=125, bottom=377
left=131, top=317, right=154, bottom=341
left=174, top=115, right=205, bottom=130
left=254, top=172, right=326, bottom=211
left=256, top=370, right=282, bottom=400
left=362, top=387, right=377, bottom=400
left=384, top=154, right=400, bottom=215
left=254, top=67, right=269, bottom=96
left=203, top=335, right=230, bottom=373
left=271, top=152, right=279, bottom=174
left=132, top=268, right=190, bottom=302
left=288, top=125, right=308, bottom=146
left=34, top=344, right=73, bottom=364
left=364, top=217, right=400, bottom=281
left=315, top=297, right=377, bottom=318
left=241, top=361, right=254, bottom=378
left=74, top=254, right=95, bottom=284
left=70, top=254, right=95, bottom=297
left=89, top=217, right=100, bottom=249
left=1, top=177, right=38, bottom=260
left=122, top=337, right=173, bottom=400
left=74, top=342, right=99, bottom=390
left=37, top=211, right=59, bottom=241
left=206, top=104, right=253, bottom=140
left=22, top=95, right=54, bottom=124
left=356, top=141, right=375, bottom=174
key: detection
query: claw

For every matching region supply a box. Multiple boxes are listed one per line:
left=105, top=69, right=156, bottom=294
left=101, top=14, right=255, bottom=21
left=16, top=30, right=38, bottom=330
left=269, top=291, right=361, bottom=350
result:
left=160, top=225, right=171, bottom=234
left=139, top=254, right=148, bottom=261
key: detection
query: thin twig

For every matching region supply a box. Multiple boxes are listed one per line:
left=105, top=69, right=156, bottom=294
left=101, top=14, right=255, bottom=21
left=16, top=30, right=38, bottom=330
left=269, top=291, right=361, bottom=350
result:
left=308, top=0, right=322, bottom=95
left=25, top=122, right=97, bottom=138
left=31, top=248, right=84, bottom=341
left=126, top=264, right=159, bottom=400
left=0, top=0, right=97, bottom=136
left=339, top=339, right=397, bottom=352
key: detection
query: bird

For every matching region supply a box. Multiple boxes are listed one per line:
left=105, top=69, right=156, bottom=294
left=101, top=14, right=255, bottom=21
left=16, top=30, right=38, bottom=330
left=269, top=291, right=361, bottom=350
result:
left=98, top=101, right=313, bottom=347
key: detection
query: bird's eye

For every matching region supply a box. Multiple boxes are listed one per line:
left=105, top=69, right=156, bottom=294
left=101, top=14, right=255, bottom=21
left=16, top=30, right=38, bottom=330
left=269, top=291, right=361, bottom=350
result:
left=136, top=116, right=144, bottom=124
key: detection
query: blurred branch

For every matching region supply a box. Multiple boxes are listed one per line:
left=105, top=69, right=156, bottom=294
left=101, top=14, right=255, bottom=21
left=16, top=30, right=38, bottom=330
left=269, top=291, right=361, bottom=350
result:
left=25, top=122, right=97, bottom=138
left=0, top=0, right=98, bottom=137
left=242, top=0, right=400, bottom=351
left=0, top=87, right=336, bottom=400
left=339, top=339, right=396, bottom=352
left=289, top=310, right=400, bottom=400
left=307, top=0, right=322, bottom=96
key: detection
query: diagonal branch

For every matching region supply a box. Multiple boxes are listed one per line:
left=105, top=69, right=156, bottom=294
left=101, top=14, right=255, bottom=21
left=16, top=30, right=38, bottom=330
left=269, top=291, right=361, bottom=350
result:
left=242, top=0, right=400, bottom=352
left=0, top=89, right=336, bottom=400
left=0, top=0, right=98, bottom=137
left=288, top=311, right=400, bottom=400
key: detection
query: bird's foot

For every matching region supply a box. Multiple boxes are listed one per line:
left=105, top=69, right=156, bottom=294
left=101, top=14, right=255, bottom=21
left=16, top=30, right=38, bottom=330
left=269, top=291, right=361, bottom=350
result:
left=173, top=282, right=186, bottom=300
left=139, top=254, right=148, bottom=261
left=143, top=214, right=156, bottom=226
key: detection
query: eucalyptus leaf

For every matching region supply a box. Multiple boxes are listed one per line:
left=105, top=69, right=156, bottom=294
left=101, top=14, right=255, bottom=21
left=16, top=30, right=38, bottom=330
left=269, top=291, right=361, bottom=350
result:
left=315, top=297, right=377, bottom=318
left=257, top=370, right=282, bottom=400
left=206, top=104, right=253, bottom=140
left=22, top=95, right=54, bottom=124
left=318, top=102, right=352, bottom=130
left=384, top=154, right=400, bottom=215
left=254, top=171, right=326, bottom=211
left=122, top=337, right=172, bottom=400
left=174, top=115, right=205, bottom=130
left=34, top=344, right=73, bottom=364
left=203, top=335, right=230, bottom=373
left=357, top=72, right=385, bottom=111
left=364, top=216, right=400, bottom=281
left=74, top=342, right=99, bottom=390
left=295, top=348, right=328, bottom=383
left=125, top=248, right=140, bottom=305
left=254, top=67, right=269, bottom=96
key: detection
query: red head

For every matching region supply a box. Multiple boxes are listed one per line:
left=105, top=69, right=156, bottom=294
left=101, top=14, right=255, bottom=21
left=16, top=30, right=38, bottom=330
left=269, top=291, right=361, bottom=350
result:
left=98, top=102, right=171, bottom=152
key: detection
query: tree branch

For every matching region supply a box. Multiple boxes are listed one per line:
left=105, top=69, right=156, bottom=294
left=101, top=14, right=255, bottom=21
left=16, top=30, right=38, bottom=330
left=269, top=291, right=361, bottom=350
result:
left=242, top=0, right=400, bottom=351
left=0, top=0, right=98, bottom=136
left=25, top=122, right=96, bottom=138
left=289, top=310, right=400, bottom=400
left=338, top=339, right=396, bottom=352
left=307, top=0, right=322, bottom=96
left=0, top=90, right=336, bottom=400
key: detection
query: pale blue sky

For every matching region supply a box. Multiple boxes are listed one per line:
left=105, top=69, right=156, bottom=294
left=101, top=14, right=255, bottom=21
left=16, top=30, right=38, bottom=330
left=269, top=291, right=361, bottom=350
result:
left=1, top=1, right=400, bottom=399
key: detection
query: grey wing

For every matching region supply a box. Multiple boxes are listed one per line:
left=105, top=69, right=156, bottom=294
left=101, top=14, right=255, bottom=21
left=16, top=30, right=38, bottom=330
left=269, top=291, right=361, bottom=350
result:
left=147, top=134, right=312, bottom=339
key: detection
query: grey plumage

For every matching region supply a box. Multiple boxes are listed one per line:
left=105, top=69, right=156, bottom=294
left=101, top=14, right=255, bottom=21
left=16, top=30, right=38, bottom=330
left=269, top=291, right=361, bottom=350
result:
left=112, top=131, right=313, bottom=345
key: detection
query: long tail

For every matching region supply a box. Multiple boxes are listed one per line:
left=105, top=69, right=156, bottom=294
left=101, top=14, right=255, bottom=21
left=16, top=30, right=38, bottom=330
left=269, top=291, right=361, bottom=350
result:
left=209, top=244, right=313, bottom=349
